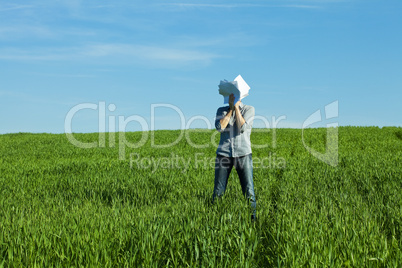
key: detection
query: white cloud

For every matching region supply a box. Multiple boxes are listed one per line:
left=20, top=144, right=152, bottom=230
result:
left=280, top=4, right=321, bottom=9
left=0, top=4, right=34, bottom=12
left=160, top=3, right=241, bottom=8
left=28, top=72, right=96, bottom=78
left=0, top=25, right=54, bottom=39
left=159, top=3, right=321, bottom=9
left=0, top=43, right=221, bottom=66
left=81, top=44, right=220, bottom=63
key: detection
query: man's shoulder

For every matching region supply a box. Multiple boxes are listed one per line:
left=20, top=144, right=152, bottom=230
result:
left=242, top=104, right=255, bottom=112
left=216, top=104, right=254, bottom=112
left=242, top=104, right=254, bottom=109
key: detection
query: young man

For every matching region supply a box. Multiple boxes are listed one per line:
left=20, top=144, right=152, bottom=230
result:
left=213, top=93, right=256, bottom=220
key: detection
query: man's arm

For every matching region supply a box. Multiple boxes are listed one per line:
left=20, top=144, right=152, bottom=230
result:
left=217, top=93, right=235, bottom=131
left=234, top=102, right=245, bottom=130
left=238, top=105, right=255, bottom=133
left=219, top=109, right=233, bottom=130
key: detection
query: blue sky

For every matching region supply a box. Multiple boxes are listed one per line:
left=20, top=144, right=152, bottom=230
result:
left=1, top=0, right=401, bottom=134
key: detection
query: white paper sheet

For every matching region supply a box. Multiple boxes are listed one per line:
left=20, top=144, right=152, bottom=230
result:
left=218, top=75, right=250, bottom=104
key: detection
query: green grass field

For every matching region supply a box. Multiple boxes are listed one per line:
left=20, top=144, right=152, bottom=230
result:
left=0, top=127, right=401, bottom=266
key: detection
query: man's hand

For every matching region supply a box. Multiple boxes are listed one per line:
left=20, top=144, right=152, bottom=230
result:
left=220, top=93, right=244, bottom=131
left=229, top=94, right=235, bottom=110
left=229, top=93, right=241, bottom=110
left=233, top=96, right=245, bottom=129
left=235, top=99, right=241, bottom=109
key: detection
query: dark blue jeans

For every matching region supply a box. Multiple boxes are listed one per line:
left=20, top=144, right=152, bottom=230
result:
left=213, top=154, right=256, bottom=217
